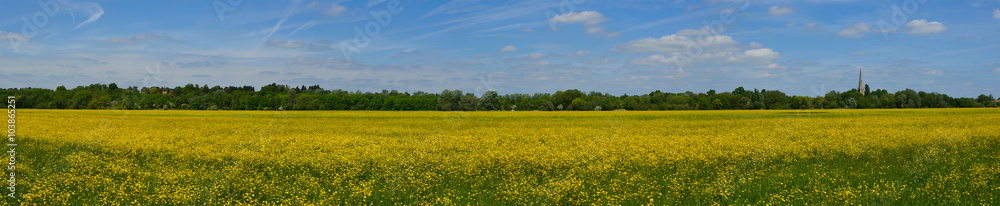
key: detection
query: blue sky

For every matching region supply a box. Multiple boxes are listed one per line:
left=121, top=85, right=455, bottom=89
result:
left=1, top=0, right=998, bottom=97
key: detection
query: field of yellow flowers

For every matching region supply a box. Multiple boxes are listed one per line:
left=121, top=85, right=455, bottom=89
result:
left=10, top=109, right=1000, bottom=205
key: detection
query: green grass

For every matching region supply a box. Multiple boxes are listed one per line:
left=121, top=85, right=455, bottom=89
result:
left=8, top=109, right=1000, bottom=205
left=14, top=134, right=999, bottom=205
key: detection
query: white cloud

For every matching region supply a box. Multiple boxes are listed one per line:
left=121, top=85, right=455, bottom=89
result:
left=549, top=11, right=607, bottom=26
left=837, top=23, right=872, bottom=38
left=730, top=48, right=781, bottom=64
left=587, top=55, right=616, bottom=64
left=753, top=73, right=778, bottom=79
left=994, top=8, right=1000, bottom=19
left=742, top=48, right=780, bottom=58
left=504, top=52, right=548, bottom=63
left=548, top=11, right=611, bottom=36
left=921, top=68, right=943, bottom=76
left=630, top=55, right=686, bottom=66
left=612, top=27, right=740, bottom=55
left=786, top=22, right=797, bottom=27
left=72, top=2, right=105, bottom=29
left=325, top=4, right=347, bottom=16
left=614, top=76, right=650, bottom=82
left=527, top=53, right=544, bottom=60
left=768, top=6, right=794, bottom=16
left=551, top=50, right=592, bottom=57
left=585, top=26, right=605, bottom=34
left=266, top=39, right=306, bottom=48
left=993, top=67, right=1000, bottom=75
left=617, top=26, right=781, bottom=66
left=674, top=26, right=713, bottom=36
left=905, top=19, right=947, bottom=34
left=293, top=57, right=349, bottom=66
left=500, top=45, right=517, bottom=53
left=107, top=32, right=175, bottom=44
left=806, top=22, right=817, bottom=28
left=448, top=61, right=482, bottom=66
left=763, top=63, right=786, bottom=69
left=849, top=51, right=868, bottom=56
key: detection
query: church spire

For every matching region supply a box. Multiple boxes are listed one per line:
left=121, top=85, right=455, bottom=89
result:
left=858, top=68, right=864, bottom=95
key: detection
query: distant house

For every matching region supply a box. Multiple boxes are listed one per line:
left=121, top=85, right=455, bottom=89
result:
left=995, top=97, right=1000, bottom=103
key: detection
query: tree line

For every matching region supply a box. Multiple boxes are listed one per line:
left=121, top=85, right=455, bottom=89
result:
left=1, top=83, right=997, bottom=111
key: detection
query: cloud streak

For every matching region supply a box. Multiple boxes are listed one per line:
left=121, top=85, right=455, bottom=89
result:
left=768, top=6, right=794, bottom=16
left=549, top=11, right=618, bottom=37
left=72, top=2, right=105, bottom=29
left=905, top=19, right=947, bottom=34
left=837, top=23, right=872, bottom=38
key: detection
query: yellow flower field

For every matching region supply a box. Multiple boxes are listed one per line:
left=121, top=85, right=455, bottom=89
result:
left=10, top=109, right=1000, bottom=205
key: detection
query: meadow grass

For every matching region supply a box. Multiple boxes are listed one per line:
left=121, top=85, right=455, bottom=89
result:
left=9, top=109, right=1000, bottom=205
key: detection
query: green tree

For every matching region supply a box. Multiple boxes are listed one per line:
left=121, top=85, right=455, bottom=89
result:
left=762, top=90, right=789, bottom=109
left=976, top=94, right=993, bottom=105
left=459, top=94, right=479, bottom=111
left=569, top=98, right=587, bottom=111
left=552, top=89, right=584, bottom=108
left=294, top=95, right=323, bottom=110
left=437, top=89, right=459, bottom=111
left=539, top=100, right=555, bottom=111
left=480, top=91, right=500, bottom=111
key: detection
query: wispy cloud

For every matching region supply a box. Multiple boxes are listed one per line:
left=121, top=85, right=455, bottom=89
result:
left=266, top=39, right=306, bottom=48
left=617, top=26, right=781, bottom=67
left=836, top=23, right=872, bottom=38
left=256, top=1, right=300, bottom=49
left=72, top=2, right=105, bottom=29
left=107, top=32, right=176, bottom=44
left=500, top=45, right=517, bottom=53
left=324, top=3, right=347, bottom=16
left=549, top=11, right=607, bottom=32
left=404, top=1, right=554, bottom=42
left=623, top=8, right=715, bottom=32
left=905, top=19, right=947, bottom=34
left=768, top=6, right=794, bottom=16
